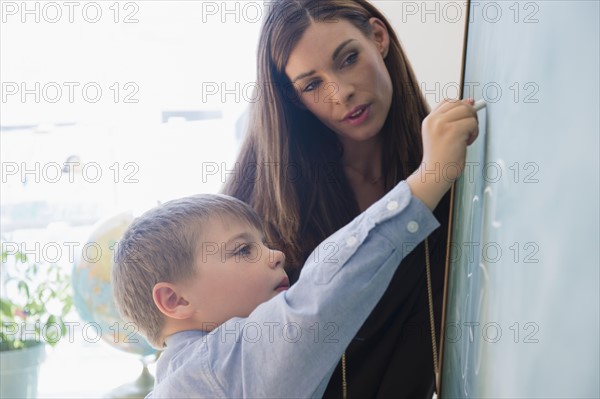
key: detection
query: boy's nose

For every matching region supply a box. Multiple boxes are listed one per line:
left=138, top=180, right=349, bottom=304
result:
left=268, top=249, right=285, bottom=270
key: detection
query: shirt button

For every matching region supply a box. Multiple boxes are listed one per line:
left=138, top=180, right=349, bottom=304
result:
left=387, top=201, right=399, bottom=211
left=407, top=221, right=419, bottom=233
left=346, top=236, right=358, bottom=247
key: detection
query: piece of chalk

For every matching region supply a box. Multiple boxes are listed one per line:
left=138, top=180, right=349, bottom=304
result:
left=473, top=99, right=486, bottom=111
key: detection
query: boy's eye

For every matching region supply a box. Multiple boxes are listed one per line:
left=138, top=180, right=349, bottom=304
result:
left=234, top=243, right=256, bottom=259
left=236, top=244, right=251, bottom=256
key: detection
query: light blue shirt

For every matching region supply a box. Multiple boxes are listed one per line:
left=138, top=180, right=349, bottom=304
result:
left=148, top=180, right=440, bottom=398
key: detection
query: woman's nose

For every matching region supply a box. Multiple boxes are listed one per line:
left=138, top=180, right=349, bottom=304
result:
left=329, top=78, right=354, bottom=105
left=268, top=248, right=286, bottom=269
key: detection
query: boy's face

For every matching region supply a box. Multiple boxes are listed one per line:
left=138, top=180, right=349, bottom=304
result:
left=181, top=215, right=289, bottom=328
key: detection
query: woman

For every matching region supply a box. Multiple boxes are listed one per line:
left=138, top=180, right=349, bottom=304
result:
left=224, top=0, right=470, bottom=397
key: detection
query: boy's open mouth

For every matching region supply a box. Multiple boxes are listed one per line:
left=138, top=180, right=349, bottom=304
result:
left=275, top=276, right=290, bottom=292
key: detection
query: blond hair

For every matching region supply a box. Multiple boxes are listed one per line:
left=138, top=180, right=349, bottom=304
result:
left=112, top=194, right=263, bottom=348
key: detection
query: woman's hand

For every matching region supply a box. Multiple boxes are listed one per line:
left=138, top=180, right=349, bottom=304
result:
left=407, top=98, right=480, bottom=210
left=421, top=97, right=479, bottom=181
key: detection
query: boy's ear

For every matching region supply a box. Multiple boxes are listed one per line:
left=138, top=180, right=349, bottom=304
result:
left=153, top=282, right=195, bottom=320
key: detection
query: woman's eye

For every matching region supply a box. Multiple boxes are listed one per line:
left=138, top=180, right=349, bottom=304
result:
left=303, top=80, right=320, bottom=93
left=342, top=52, right=358, bottom=67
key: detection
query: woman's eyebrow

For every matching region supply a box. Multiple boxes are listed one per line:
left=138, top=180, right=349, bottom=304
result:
left=331, top=39, right=355, bottom=61
left=292, top=70, right=316, bottom=84
left=291, top=39, right=356, bottom=83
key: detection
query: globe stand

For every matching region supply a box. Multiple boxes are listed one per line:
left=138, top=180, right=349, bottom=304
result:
left=104, top=354, right=157, bottom=399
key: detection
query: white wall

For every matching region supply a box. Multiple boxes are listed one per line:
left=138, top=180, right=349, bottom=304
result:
left=373, top=0, right=467, bottom=107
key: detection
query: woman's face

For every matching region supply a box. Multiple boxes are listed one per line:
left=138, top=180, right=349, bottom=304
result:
left=285, top=18, right=393, bottom=144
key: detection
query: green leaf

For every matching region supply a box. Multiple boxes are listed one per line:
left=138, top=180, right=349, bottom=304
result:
left=0, top=299, right=13, bottom=318
left=61, top=301, right=73, bottom=315
left=16, top=252, right=28, bottom=263
left=0, top=247, right=74, bottom=347
left=59, top=318, right=67, bottom=336
left=45, top=315, right=61, bottom=345
left=17, top=280, right=30, bottom=300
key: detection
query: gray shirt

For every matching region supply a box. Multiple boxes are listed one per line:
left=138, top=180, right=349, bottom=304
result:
left=149, top=180, right=440, bottom=398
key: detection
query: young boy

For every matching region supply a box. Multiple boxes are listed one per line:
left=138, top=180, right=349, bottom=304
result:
left=113, top=97, right=479, bottom=398
left=113, top=180, right=438, bottom=398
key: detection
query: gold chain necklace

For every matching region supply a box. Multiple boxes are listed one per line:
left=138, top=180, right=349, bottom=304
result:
left=340, top=238, right=438, bottom=399
left=341, top=352, right=348, bottom=399
left=425, top=238, right=440, bottom=393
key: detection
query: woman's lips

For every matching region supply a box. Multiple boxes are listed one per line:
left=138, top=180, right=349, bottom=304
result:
left=343, top=103, right=371, bottom=126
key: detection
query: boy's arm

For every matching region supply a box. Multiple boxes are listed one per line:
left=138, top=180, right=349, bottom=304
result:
left=191, top=180, right=439, bottom=398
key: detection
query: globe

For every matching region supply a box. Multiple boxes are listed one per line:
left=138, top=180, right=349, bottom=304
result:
left=71, top=211, right=156, bottom=357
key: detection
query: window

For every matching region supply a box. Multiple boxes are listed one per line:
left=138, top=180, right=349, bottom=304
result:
left=1, top=1, right=262, bottom=396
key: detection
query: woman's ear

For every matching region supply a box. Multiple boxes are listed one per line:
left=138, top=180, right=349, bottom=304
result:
left=153, top=282, right=194, bottom=320
left=369, top=17, right=390, bottom=59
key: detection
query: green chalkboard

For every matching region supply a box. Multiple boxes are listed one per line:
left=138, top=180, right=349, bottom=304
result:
left=441, top=1, right=599, bottom=397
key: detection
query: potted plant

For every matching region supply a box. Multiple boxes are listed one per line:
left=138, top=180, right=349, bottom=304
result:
left=0, top=248, right=72, bottom=399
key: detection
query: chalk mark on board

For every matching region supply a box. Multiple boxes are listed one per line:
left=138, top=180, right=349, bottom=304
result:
left=483, top=186, right=502, bottom=228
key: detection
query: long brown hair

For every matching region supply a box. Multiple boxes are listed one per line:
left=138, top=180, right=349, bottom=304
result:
left=223, top=0, right=430, bottom=281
